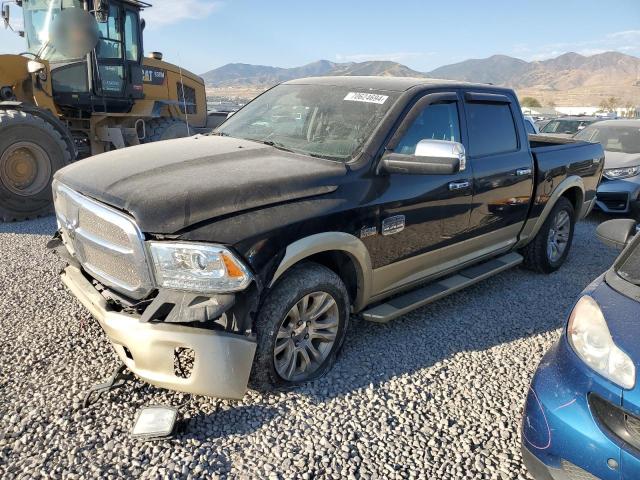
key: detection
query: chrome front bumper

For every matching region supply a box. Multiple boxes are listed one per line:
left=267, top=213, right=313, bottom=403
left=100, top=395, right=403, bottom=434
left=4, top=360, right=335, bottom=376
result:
left=61, top=266, right=256, bottom=399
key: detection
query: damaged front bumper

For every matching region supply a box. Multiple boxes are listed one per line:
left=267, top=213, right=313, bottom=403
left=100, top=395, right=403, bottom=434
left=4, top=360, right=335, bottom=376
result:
left=61, top=265, right=257, bottom=399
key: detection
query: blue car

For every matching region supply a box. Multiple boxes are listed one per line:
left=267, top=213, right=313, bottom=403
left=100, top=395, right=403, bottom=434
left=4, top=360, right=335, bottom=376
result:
left=522, top=218, right=640, bottom=480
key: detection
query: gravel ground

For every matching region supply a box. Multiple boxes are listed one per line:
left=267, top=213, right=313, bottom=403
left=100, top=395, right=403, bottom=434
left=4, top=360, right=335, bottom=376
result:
left=0, top=214, right=619, bottom=479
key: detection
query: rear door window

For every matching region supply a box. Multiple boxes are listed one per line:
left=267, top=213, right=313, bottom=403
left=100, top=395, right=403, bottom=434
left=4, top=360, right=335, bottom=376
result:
left=466, top=102, right=518, bottom=156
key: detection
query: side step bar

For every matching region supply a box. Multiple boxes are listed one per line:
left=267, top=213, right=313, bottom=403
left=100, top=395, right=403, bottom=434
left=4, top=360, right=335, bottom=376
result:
left=361, top=252, right=523, bottom=323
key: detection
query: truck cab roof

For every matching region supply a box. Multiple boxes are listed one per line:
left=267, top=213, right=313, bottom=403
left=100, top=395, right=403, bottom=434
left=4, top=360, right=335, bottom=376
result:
left=284, top=75, right=506, bottom=93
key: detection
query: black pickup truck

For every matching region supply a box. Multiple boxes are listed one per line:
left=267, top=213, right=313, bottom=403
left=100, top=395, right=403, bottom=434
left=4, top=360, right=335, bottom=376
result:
left=51, top=76, right=604, bottom=399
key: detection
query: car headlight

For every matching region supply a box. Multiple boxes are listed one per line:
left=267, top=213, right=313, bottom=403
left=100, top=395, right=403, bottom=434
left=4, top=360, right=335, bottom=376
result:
left=568, top=295, right=635, bottom=389
left=148, top=242, right=252, bottom=293
left=603, top=165, right=640, bottom=180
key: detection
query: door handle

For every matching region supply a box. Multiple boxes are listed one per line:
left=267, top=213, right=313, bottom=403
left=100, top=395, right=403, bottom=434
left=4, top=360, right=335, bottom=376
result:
left=448, top=180, right=471, bottom=191
left=516, top=167, right=532, bottom=176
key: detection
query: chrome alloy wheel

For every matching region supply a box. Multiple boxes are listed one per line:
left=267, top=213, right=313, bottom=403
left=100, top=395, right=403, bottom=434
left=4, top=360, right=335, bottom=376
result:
left=274, top=291, right=340, bottom=381
left=547, top=209, right=571, bottom=262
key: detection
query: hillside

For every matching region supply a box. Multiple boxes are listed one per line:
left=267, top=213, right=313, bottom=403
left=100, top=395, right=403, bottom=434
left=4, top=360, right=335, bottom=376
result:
left=201, top=60, right=423, bottom=87
left=202, top=51, right=640, bottom=106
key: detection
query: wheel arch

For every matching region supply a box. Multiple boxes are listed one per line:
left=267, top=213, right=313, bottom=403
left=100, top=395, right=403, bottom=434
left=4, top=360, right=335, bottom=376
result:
left=560, top=185, right=585, bottom=216
left=268, top=232, right=373, bottom=312
left=517, top=175, right=585, bottom=248
left=0, top=101, right=76, bottom=160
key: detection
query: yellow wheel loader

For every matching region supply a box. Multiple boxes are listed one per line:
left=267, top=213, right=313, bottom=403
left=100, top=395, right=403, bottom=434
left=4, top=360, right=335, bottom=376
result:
left=0, top=0, right=213, bottom=221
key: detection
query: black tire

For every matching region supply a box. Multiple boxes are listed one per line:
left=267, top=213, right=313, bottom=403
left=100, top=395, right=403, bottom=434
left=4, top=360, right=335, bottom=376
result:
left=521, top=196, right=576, bottom=273
left=0, top=110, right=72, bottom=221
left=249, top=263, right=350, bottom=391
left=144, top=118, right=193, bottom=143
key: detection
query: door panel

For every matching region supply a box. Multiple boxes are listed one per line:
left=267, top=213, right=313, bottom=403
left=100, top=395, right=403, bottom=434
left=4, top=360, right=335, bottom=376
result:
left=463, top=94, right=534, bottom=238
left=95, top=3, right=125, bottom=97
left=365, top=92, right=474, bottom=280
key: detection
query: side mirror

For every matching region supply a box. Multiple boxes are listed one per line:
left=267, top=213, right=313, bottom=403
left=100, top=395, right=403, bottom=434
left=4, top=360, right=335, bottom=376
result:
left=596, top=219, right=638, bottom=250
left=381, top=139, right=466, bottom=175
left=140, top=18, right=146, bottom=31
left=2, top=4, right=9, bottom=29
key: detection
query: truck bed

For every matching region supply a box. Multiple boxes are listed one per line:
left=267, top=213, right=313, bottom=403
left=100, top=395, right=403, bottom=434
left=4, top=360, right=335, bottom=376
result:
left=528, top=134, right=604, bottom=220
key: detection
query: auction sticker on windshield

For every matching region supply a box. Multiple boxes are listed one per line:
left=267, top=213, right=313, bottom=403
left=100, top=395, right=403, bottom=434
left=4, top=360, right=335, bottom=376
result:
left=344, top=92, right=389, bottom=104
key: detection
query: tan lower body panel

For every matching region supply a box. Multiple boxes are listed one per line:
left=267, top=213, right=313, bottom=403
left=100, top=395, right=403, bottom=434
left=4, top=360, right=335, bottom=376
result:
left=61, top=266, right=256, bottom=399
left=363, top=252, right=523, bottom=323
left=370, top=222, right=523, bottom=301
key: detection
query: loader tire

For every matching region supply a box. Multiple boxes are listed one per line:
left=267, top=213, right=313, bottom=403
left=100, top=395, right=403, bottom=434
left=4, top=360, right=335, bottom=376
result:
left=0, top=110, right=73, bottom=222
left=144, top=118, right=193, bottom=142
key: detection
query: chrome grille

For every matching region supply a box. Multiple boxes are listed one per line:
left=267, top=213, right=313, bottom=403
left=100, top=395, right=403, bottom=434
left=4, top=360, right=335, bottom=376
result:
left=53, top=181, right=154, bottom=299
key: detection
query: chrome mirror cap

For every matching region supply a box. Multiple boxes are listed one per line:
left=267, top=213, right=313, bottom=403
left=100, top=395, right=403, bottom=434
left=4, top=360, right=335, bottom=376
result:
left=415, top=139, right=466, bottom=172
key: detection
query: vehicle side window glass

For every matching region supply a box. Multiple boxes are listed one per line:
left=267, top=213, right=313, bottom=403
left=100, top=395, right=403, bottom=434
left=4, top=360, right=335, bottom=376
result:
left=97, top=5, right=122, bottom=59
left=124, top=11, right=140, bottom=61
left=395, top=102, right=461, bottom=155
left=525, top=120, right=536, bottom=135
left=466, top=102, right=518, bottom=156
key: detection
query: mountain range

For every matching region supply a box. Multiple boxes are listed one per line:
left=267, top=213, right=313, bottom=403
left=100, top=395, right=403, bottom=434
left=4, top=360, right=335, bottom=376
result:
left=202, top=51, right=640, bottom=106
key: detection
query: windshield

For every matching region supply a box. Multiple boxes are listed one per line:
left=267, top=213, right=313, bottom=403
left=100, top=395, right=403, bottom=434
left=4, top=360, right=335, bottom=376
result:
left=576, top=125, right=640, bottom=154
left=23, top=0, right=85, bottom=61
left=541, top=119, right=595, bottom=135
left=216, top=84, right=400, bottom=161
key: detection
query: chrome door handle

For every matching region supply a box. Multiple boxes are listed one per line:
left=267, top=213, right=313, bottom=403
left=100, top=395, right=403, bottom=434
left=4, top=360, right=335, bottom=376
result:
left=516, top=167, right=532, bottom=176
left=448, top=180, right=470, bottom=191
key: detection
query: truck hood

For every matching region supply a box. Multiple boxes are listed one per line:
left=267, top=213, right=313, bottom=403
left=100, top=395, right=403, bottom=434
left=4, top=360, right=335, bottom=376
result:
left=603, top=150, right=640, bottom=169
left=55, top=135, right=347, bottom=233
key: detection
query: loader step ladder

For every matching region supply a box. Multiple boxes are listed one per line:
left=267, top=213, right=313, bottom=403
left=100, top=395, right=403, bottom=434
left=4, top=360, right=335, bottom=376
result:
left=361, top=252, right=523, bottom=324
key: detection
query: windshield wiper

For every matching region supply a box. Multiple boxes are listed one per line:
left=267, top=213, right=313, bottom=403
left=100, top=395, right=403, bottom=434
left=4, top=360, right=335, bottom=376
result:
left=252, top=139, right=296, bottom=153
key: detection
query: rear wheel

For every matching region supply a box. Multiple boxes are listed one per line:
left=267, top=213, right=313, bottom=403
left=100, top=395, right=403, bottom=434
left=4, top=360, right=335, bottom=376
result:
left=249, top=263, right=350, bottom=391
left=521, top=196, right=576, bottom=273
left=144, top=118, right=193, bottom=142
left=0, top=110, right=72, bottom=221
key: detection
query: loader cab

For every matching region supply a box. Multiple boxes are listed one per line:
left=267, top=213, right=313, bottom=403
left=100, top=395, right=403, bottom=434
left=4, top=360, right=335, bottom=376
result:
left=21, top=0, right=147, bottom=113
left=93, top=0, right=145, bottom=102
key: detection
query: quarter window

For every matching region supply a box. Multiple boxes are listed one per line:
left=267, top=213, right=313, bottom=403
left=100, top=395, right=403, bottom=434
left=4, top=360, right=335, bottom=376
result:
left=178, top=84, right=197, bottom=115
left=466, top=103, right=518, bottom=156
left=396, top=102, right=461, bottom=155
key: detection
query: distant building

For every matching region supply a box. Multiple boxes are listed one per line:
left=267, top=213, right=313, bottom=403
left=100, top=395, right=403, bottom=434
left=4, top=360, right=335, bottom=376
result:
left=521, top=105, right=639, bottom=119
left=521, top=107, right=560, bottom=118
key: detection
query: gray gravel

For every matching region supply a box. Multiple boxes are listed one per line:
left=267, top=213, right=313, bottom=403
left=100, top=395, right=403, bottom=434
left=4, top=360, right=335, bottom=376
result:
left=0, top=214, right=618, bottom=479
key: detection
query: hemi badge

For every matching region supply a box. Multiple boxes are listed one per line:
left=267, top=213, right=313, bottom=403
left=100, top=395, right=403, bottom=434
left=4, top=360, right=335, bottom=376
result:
left=382, top=215, right=405, bottom=236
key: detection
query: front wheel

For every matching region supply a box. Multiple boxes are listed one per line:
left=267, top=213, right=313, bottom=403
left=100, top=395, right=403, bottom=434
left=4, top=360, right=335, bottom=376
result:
left=249, top=263, right=350, bottom=391
left=521, top=196, right=576, bottom=273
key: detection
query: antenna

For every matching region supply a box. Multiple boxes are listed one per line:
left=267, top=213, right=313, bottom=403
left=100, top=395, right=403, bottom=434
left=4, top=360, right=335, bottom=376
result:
left=177, top=52, right=191, bottom=136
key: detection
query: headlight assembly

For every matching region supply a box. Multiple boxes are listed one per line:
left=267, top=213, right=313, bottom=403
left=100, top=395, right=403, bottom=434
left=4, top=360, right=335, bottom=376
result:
left=603, top=165, right=640, bottom=180
left=568, top=295, right=636, bottom=389
left=148, top=242, right=252, bottom=293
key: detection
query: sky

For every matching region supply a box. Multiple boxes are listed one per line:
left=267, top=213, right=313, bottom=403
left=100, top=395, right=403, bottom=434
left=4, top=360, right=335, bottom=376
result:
left=1, top=0, right=639, bottom=75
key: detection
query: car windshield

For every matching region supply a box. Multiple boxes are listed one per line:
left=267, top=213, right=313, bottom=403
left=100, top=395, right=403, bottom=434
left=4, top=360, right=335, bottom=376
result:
left=23, top=0, right=85, bottom=61
left=216, top=84, right=400, bottom=161
left=541, top=119, right=594, bottom=135
left=575, top=125, right=640, bottom=154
